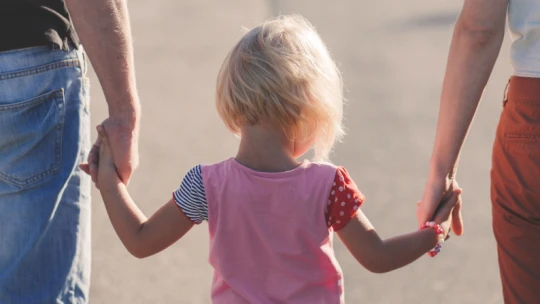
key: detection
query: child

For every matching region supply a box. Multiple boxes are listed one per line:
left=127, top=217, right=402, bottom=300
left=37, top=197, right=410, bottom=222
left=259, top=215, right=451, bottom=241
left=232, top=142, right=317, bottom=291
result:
left=94, top=15, right=461, bottom=303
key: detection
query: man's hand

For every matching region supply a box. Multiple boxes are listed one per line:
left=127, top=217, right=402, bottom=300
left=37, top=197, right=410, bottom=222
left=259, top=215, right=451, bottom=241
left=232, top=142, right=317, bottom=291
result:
left=417, top=178, right=463, bottom=236
left=96, top=124, right=122, bottom=187
left=81, top=117, right=139, bottom=186
left=101, top=116, right=139, bottom=185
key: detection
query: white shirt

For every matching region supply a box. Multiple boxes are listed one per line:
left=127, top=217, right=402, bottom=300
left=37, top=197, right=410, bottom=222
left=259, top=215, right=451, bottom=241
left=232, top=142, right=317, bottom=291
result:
left=508, top=0, right=540, bottom=78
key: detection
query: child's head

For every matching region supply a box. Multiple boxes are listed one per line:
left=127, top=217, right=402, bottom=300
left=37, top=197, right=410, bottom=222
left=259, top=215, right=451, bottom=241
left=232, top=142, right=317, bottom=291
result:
left=216, top=15, right=344, bottom=161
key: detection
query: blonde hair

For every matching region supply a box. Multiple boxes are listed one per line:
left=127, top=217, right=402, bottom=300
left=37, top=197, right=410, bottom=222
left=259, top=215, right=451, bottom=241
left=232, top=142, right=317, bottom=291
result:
left=216, top=15, right=344, bottom=161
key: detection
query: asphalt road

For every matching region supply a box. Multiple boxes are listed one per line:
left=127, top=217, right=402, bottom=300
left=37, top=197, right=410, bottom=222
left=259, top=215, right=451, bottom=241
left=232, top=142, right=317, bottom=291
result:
left=88, top=1, right=511, bottom=303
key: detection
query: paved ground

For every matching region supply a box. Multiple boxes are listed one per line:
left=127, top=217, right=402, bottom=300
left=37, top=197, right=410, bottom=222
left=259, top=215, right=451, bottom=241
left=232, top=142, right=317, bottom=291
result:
left=88, top=1, right=512, bottom=303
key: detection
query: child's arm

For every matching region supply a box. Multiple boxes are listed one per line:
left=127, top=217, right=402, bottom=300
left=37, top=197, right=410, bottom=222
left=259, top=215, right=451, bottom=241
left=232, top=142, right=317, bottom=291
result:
left=97, top=126, right=194, bottom=258
left=337, top=189, right=460, bottom=273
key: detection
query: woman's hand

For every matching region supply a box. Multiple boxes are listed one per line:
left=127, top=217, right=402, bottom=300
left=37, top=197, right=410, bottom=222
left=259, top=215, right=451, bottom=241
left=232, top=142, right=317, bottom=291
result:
left=417, top=178, right=463, bottom=236
left=430, top=185, right=462, bottom=238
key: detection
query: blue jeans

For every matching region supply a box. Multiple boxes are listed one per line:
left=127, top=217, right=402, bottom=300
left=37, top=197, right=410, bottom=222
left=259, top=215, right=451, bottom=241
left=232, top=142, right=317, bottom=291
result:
left=0, top=45, right=91, bottom=303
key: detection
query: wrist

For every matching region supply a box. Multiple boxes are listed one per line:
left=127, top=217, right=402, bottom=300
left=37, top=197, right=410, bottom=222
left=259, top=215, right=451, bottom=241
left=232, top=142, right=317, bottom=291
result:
left=419, top=228, right=438, bottom=249
left=102, top=165, right=124, bottom=181
left=420, top=222, right=445, bottom=257
left=107, top=95, right=141, bottom=129
left=426, top=166, right=455, bottom=192
left=108, top=109, right=140, bottom=132
left=428, top=161, right=450, bottom=181
left=428, top=155, right=459, bottom=182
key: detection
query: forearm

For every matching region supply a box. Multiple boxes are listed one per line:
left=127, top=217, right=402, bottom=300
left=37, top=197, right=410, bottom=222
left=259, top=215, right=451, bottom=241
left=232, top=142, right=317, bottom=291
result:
left=373, top=229, right=438, bottom=273
left=66, top=0, right=140, bottom=124
left=99, top=180, right=148, bottom=256
left=429, top=18, right=504, bottom=181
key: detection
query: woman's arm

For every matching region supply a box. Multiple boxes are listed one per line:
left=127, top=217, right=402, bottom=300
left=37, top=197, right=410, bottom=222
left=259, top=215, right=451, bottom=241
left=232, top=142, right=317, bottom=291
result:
left=418, top=0, right=509, bottom=234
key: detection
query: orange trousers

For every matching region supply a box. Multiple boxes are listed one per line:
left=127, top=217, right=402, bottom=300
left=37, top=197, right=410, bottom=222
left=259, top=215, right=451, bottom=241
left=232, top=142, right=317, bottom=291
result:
left=491, top=76, right=540, bottom=303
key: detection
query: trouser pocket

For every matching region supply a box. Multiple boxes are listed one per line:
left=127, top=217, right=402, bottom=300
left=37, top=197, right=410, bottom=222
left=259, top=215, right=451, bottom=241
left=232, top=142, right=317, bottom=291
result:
left=0, top=89, right=65, bottom=188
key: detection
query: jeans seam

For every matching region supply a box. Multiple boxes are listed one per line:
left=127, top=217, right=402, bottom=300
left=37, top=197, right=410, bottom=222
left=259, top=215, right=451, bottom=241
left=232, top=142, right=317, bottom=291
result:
left=0, top=59, right=80, bottom=81
left=0, top=90, right=64, bottom=111
left=56, top=90, right=65, bottom=186
left=0, top=167, right=61, bottom=186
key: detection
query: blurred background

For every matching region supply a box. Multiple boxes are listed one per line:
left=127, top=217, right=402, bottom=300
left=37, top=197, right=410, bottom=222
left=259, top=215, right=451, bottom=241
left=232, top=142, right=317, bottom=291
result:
left=88, top=0, right=511, bottom=303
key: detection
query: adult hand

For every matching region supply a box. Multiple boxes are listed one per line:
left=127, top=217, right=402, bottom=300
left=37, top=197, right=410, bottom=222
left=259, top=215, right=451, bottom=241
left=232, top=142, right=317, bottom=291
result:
left=417, top=177, right=463, bottom=236
left=81, top=116, right=139, bottom=186
left=96, top=124, right=122, bottom=187
left=431, top=187, right=462, bottom=239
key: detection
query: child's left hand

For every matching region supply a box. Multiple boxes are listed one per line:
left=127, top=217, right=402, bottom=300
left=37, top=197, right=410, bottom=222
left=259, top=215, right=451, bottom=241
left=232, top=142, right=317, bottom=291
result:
left=96, top=125, right=122, bottom=188
left=431, top=183, right=462, bottom=239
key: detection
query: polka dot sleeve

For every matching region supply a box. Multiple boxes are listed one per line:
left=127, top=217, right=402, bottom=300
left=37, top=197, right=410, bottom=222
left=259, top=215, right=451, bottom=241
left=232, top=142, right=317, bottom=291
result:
left=325, top=167, right=365, bottom=231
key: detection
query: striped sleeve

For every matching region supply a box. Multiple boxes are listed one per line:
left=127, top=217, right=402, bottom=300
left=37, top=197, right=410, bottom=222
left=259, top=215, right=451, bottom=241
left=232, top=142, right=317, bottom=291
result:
left=173, top=165, right=208, bottom=224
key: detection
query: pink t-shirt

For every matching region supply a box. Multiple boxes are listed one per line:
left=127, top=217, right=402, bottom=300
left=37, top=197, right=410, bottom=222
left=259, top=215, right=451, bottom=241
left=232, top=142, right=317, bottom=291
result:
left=174, top=158, right=365, bottom=303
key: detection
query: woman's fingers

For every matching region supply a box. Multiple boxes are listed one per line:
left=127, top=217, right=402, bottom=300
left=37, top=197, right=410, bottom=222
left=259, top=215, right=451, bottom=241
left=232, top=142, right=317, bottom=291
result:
left=451, top=196, right=464, bottom=236
left=432, top=189, right=462, bottom=223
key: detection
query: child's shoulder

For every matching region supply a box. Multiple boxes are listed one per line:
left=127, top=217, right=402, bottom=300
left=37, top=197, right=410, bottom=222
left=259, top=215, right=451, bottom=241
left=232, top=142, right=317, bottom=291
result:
left=307, top=161, right=349, bottom=175
left=194, top=157, right=239, bottom=179
left=307, top=162, right=359, bottom=189
left=193, top=158, right=234, bottom=171
left=193, top=159, right=353, bottom=180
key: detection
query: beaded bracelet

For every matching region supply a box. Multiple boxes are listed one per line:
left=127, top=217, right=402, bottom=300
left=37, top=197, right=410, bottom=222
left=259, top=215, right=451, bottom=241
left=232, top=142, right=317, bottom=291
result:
left=420, top=221, right=445, bottom=257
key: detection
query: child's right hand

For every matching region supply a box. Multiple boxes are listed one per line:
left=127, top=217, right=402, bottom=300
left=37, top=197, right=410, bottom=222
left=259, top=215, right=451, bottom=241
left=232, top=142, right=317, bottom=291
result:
left=430, top=184, right=462, bottom=238
left=96, top=125, right=122, bottom=189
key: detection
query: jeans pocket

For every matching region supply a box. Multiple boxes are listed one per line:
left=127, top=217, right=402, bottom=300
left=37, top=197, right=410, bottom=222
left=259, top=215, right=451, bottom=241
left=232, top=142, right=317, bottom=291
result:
left=0, top=89, right=65, bottom=188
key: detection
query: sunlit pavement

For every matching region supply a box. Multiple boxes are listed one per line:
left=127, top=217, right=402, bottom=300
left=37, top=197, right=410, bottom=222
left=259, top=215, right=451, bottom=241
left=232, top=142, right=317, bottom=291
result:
left=89, top=1, right=509, bottom=303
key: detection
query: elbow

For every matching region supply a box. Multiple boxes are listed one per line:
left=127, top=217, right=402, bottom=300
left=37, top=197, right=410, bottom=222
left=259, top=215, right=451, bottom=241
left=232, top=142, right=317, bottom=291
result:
left=127, top=247, right=149, bottom=259
left=125, top=243, right=152, bottom=259
left=130, top=251, right=150, bottom=259
left=454, top=17, right=502, bottom=47
left=360, top=257, right=392, bottom=274
left=369, top=268, right=391, bottom=274
left=364, top=263, right=391, bottom=274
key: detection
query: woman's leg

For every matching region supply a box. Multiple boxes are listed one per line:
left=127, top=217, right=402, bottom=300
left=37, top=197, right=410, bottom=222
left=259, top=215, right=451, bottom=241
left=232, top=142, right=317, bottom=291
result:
left=491, top=76, right=540, bottom=304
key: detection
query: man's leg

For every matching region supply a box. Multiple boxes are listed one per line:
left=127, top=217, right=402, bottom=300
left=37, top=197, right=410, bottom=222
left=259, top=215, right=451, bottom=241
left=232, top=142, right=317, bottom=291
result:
left=0, top=45, right=91, bottom=304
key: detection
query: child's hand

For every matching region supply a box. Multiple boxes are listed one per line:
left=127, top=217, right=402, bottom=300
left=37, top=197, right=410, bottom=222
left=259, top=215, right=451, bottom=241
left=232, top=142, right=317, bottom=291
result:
left=431, top=184, right=462, bottom=238
left=96, top=125, right=122, bottom=188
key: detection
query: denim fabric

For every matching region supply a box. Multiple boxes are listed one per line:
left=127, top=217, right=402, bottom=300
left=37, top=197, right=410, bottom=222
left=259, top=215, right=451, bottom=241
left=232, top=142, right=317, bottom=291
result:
left=0, top=45, right=91, bottom=304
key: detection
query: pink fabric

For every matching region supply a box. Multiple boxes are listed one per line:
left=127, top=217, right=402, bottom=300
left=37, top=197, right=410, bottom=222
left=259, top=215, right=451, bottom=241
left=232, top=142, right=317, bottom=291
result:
left=202, top=158, right=345, bottom=304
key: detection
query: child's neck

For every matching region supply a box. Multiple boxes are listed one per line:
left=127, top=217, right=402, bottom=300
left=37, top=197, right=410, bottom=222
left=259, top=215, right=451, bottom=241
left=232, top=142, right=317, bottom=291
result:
left=236, top=125, right=301, bottom=173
